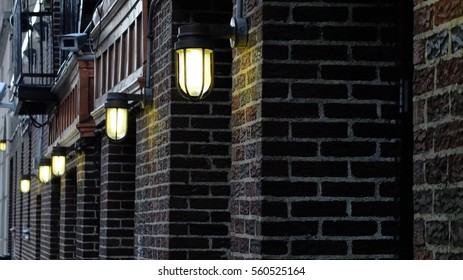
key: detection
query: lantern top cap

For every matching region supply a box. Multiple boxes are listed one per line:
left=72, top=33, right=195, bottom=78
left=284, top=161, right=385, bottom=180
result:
left=51, top=146, right=67, bottom=156
left=175, top=24, right=214, bottom=50
left=39, top=158, right=51, bottom=166
left=105, top=92, right=130, bottom=109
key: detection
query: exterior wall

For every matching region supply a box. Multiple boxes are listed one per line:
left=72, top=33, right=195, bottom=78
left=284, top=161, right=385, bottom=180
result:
left=0, top=0, right=428, bottom=260
left=99, top=122, right=136, bottom=259
left=231, top=0, right=407, bottom=259
left=413, top=0, right=463, bottom=259
left=134, top=0, right=233, bottom=259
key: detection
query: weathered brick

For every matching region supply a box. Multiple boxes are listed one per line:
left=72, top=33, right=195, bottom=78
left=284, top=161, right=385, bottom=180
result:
left=451, top=24, right=463, bottom=53
left=426, top=31, right=449, bottom=60
left=414, top=219, right=425, bottom=247
left=450, top=220, right=463, bottom=247
left=413, top=5, right=433, bottom=34
left=413, top=67, right=434, bottom=95
left=436, top=58, right=463, bottom=87
left=426, top=221, right=449, bottom=245
left=425, top=157, right=448, bottom=184
left=434, top=188, right=463, bottom=215
left=434, top=0, right=463, bottom=26
left=414, top=189, right=432, bottom=214
left=414, top=38, right=426, bottom=65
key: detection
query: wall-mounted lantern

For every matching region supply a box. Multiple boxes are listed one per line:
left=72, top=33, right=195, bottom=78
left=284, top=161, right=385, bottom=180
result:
left=105, top=92, right=130, bottom=141
left=0, top=139, right=6, bottom=151
left=51, top=146, right=66, bottom=177
left=174, top=2, right=248, bottom=100
left=20, top=174, right=31, bottom=193
left=174, top=25, right=214, bottom=101
left=38, top=158, right=52, bottom=184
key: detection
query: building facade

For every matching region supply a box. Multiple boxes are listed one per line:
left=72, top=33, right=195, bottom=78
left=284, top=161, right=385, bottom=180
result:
left=0, top=0, right=460, bottom=260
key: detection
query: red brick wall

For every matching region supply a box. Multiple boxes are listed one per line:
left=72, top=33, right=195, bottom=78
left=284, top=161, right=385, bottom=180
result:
left=413, top=0, right=463, bottom=259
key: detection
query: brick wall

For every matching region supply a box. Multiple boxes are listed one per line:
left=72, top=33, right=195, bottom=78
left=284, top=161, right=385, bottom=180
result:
left=413, top=0, right=463, bottom=259
left=100, top=122, right=136, bottom=259
left=40, top=176, right=60, bottom=259
left=75, top=151, right=100, bottom=259
left=134, top=0, right=172, bottom=260
left=59, top=169, right=76, bottom=259
left=231, top=0, right=407, bottom=259
left=135, top=0, right=233, bottom=260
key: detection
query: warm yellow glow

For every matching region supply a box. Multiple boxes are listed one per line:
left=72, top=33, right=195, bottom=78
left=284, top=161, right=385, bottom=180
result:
left=177, top=48, right=213, bottom=97
left=106, top=107, right=128, bottom=141
left=38, top=164, right=52, bottom=184
left=0, top=141, right=6, bottom=151
left=20, top=178, right=31, bottom=193
left=52, top=155, right=66, bottom=176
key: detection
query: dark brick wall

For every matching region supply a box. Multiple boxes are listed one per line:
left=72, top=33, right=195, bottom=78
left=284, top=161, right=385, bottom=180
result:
left=59, top=169, right=76, bottom=259
left=134, top=0, right=172, bottom=260
left=75, top=151, right=100, bottom=259
left=413, top=0, right=463, bottom=259
left=100, top=121, right=136, bottom=260
left=6, top=0, right=417, bottom=260
left=135, top=0, right=232, bottom=260
left=40, top=176, right=60, bottom=259
left=231, top=0, right=405, bottom=259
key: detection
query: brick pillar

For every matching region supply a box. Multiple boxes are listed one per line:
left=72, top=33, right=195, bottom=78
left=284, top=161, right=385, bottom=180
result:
left=75, top=150, right=100, bottom=259
left=135, top=0, right=232, bottom=259
left=40, top=177, right=60, bottom=259
left=99, top=122, right=135, bottom=259
left=59, top=169, right=77, bottom=259
left=413, top=0, right=463, bottom=260
left=231, top=0, right=406, bottom=259
left=34, top=193, right=41, bottom=259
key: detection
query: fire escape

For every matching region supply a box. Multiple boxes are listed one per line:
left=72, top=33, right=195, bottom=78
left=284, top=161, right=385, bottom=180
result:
left=12, top=0, right=55, bottom=115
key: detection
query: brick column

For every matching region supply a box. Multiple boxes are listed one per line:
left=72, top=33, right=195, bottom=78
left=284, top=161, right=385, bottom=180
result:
left=231, top=0, right=406, bottom=259
left=413, top=0, right=463, bottom=259
left=135, top=0, right=232, bottom=259
left=75, top=150, right=100, bottom=259
left=40, top=177, right=60, bottom=259
left=99, top=122, right=135, bottom=259
left=59, top=169, right=77, bottom=259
